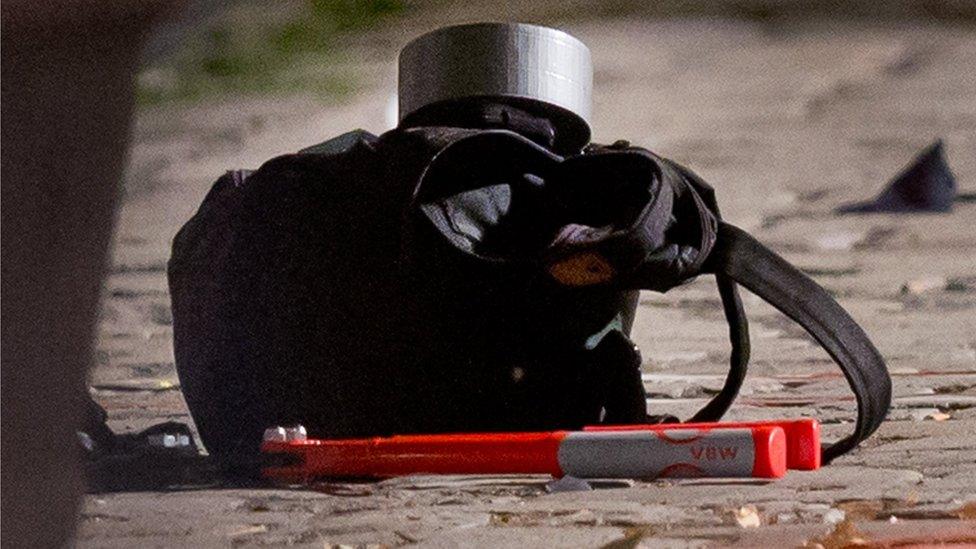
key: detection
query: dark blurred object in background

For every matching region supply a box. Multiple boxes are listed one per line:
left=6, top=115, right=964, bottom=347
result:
left=838, top=140, right=959, bottom=213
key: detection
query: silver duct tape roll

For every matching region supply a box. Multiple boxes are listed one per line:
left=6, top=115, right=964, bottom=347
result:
left=398, top=22, right=592, bottom=130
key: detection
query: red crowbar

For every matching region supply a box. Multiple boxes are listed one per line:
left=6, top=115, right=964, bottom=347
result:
left=261, top=424, right=787, bottom=481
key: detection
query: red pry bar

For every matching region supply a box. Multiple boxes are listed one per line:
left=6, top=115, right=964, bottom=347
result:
left=586, top=418, right=821, bottom=470
left=262, top=424, right=788, bottom=481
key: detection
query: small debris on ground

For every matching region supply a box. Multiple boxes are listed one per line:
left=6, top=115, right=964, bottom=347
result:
left=804, top=519, right=871, bottom=549
left=822, top=508, right=846, bottom=524
left=546, top=476, right=593, bottom=493
left=733, top=505, right=762, bottom=528
left=900, top=276, right=947, bottom=295
left=955, top=501, right=976, bottom=520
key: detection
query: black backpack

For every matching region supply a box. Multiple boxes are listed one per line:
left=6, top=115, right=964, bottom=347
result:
left=168, top=125, right=891, bottom=463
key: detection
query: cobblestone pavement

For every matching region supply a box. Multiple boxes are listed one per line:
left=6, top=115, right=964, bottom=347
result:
left=80, top=16, right=976, bottom=547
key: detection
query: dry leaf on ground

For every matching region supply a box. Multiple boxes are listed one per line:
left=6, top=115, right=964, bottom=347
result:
left=804, top=519, right=871, bottom=549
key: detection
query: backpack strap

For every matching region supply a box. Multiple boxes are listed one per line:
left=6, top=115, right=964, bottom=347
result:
left=541, top=147, right=891, bottom=462
left=408, top=131, right=891, bottom=461
left=662, top=161, right=751, bottom=425
left=686, top=272, right=750, bottom=424
left=643, top=156, right=890, bottom=462
left=704, top=222, right=892, bottom=462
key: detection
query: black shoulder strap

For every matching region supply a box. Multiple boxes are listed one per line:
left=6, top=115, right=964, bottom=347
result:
left=408, top=132, right=891, bottom=462
left=705, top=222, right=892, bottom=463
left=687, top=271, right=750, bottom=425
left=661, top=161, right=750, bottom=426
left=656, top=158, right=891, bottom=462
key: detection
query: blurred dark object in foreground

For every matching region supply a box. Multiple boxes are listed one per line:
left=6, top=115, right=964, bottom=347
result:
left=838, top=140, right=959, bottom=213
left=2, top=1, right=180, bottom=544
